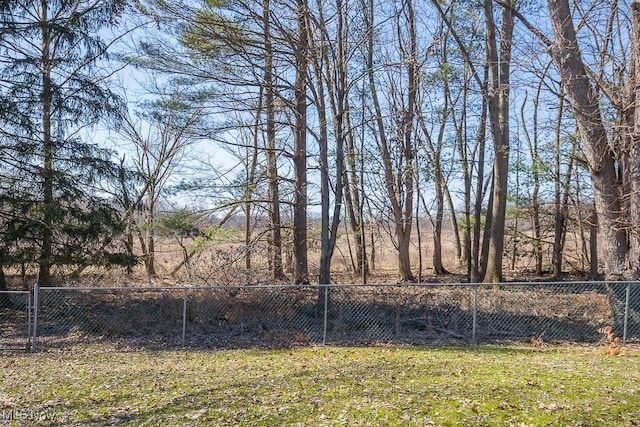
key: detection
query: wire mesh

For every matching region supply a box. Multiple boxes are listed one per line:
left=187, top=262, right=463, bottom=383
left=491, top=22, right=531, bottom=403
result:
left=618, top=282, right=640, bottom=341
left=474, top=282, right=617, bottom=343
left=30, top=282, right=640, bottom=352
left=183, top=285, right=324, bottom=348
left=0, top=291, right=31, bottom=351
left=324, top=285, right=475, bottom=345
left=37, top=287, right=184, bottom=349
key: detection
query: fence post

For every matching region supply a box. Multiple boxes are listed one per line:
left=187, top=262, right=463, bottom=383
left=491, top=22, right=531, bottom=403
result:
left=322, top=284, right=329, bottom=345
left=26, top=291, right=32, bottom=352
left=472, top=284, right=478, bottom=346
left=182, top=288, right=188, bottom=346
left=31, top=283, right=39, bottom=353
left=623, top=282, right=631, bottom=344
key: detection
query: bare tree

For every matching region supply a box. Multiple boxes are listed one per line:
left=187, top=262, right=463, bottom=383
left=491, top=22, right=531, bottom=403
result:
left=415, top=18, right=459, bottom=275
left=118, top=93, right=202, bottom=277
left=361, top=0, right=417, bottom=282
left=519, top=89, right=543, bottom=275
left=551, top=88, right=575, bottom=278
left=514, top=0, right=640, bottom=278
left=432, top=1, right=496, bottom=283
left=308, top=0, right=355, bottom=285
left=261, top=0, right=286, bottom=280
left=497, top=0, right=640, bottom=279
left=480, top=0, right=514, bottom=283
left=291, top=0, right=310, bottom=284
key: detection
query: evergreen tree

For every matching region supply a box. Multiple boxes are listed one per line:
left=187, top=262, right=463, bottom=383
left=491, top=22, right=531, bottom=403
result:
left=0, top=0, right=133, bottom=285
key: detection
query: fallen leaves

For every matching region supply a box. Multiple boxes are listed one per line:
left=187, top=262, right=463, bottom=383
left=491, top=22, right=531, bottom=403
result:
left=0, top=344, right=639, bottom=426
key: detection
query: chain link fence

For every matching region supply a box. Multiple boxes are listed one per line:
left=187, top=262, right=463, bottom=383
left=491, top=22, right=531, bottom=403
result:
left=0, top=291, right=32, bottom=351
left=18, top=282, right=640, bottom=352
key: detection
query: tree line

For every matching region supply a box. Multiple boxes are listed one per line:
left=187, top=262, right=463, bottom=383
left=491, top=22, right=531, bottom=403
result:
left=0, top=0, right=639, bottom=288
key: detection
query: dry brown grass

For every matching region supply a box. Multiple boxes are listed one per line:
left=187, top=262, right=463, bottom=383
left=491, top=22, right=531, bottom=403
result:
left=2, top=223, right=598, bottom=289
left=113, top=225, right=594, bottom=287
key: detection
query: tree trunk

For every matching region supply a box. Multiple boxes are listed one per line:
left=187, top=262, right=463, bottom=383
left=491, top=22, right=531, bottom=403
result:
left=39, top=2, right=53, bottom=286
left=369, top=215, right=376, bottom=272
left=314, top=33, right=332, bottom=285
left=442, top=57, right=467, bottom=272
left=263, top=0, right=285, bottom=281
left=416, top=183, right=423, bottom=282
left=292, top=0, right=309, bottom=285
left=626, top=0, right=640, bottom=277
left=144, top=196, right=156, bottom=277
left=589, top=208, right=599, bottom=278
left=547, top=0, right=628, bottom=277
left=145, top=234, right=156, bottom=276
left=126, top=228, right=134, bottom=275
left=363, top=0, right=414, bottom=282
left=480, top=172, right=494, bottom=280
left=471, top=83, right=489, bottom=283
left=429, top=0, right=489, bottom=283
left=118, top=159, right=136, bottom=275
left=444, top=185, right=462, bottom=267
left=244, top=91, right=261, bottom=272
left=343, top=105, right=368, bottom=276
left=314, top=0, right=346, bottom=286
left=521, top=88, right=543, bottom=276
left=432, top=169, right=448, bottom=275
left=401, top=0, right=417, bottom=282
left=482, top=0, right=514, bottom=284
left=552, top=94, right=573, bottom=278
left=244, top=199, right=251, bottom=271
left=416, top=32, right=451, bottom=276
left=0, top=262, right=13, bottom=308
left=343, top=171, right=367, bottom=275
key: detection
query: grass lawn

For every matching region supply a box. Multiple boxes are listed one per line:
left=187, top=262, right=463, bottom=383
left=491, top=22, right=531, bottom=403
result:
left=1, top=344, right=639, bottom=426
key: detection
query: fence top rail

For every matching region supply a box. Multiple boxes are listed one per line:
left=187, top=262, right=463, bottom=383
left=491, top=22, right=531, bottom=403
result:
left=33, top=280, right=639, bottom=293
left=0, top=290, right=31, bottom=294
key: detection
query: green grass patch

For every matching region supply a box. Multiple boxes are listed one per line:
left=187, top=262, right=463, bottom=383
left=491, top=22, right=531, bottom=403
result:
left=1, top=344, right=639, bottom=426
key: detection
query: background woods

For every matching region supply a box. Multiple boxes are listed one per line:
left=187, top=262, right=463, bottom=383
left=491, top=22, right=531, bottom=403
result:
left=0, top=0, right=639, bottom=290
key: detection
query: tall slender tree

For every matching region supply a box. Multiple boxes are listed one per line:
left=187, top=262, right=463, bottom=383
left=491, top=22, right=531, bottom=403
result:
left=361, top=0, right=416, bottom=282
left=291, top=0, right=310, bottom=284
left=429, top=0, right=490, bottom=282
left=261, top=0, right=286, bottom=280
left=480, top=0, right=514, bottom=283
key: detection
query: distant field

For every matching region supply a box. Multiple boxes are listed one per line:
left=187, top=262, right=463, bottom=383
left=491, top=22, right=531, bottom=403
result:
left=1, top=344, right=639, bottom=426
